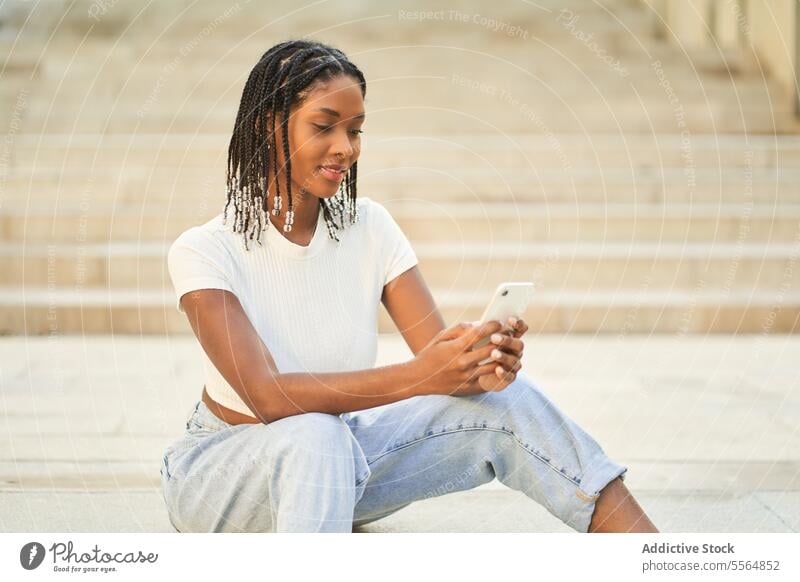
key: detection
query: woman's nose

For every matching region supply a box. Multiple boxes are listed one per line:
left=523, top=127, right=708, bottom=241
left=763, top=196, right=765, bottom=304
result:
left=334, top=134, right=355, bottom=158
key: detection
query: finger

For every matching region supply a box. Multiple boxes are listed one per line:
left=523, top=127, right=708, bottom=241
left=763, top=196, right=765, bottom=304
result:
left=508, top=317, right=529, bottom=338
left=471, top=360, right=504, bottom=378
left=483, top=343, right=524, bottom=367
left=488, top=364, right=515, bottom=385
left=489, top=350, right=525, bottom=362
left=490, top=349, right=520, bottom=372
left=505, top=317, right=528, bottom=337
left=469, top=344, right=520, bottom=371
left=469, top=364, right=507, bottom=391
left=501, top=366, right=517, bottom=383
left=459, top=319, right=504, bottom=350
left=489, top=333, right=524, bottom=356
left=440, top=321, right=474, bottom=342
left=491, top=357, right=519, bottom=380
left=465, top=342, right=507, bottom=367
left=474, top=362, right=517, bottom=389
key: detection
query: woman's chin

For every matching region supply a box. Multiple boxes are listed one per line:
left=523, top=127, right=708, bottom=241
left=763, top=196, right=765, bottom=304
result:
left=319, top=187, right=340, bottom=199
left=299, top=182, right=338, bottom=199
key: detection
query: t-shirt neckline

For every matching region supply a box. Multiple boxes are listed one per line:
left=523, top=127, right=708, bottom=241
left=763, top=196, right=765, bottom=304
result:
left=263, top=202, right=326, bottom=259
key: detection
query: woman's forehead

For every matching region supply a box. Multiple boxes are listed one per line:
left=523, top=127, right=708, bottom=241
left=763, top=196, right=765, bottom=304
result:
left=300, top=78, right=365, bottom=116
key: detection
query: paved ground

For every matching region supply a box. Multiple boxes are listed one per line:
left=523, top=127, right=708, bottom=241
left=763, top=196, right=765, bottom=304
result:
left=1, top=333, right=798, bottom=532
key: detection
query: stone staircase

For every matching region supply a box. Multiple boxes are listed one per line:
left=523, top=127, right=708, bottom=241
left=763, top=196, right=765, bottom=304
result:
left=2, top=0, right=799, bottom=334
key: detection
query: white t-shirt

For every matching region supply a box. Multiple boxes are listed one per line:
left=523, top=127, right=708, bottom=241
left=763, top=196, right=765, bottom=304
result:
left=167, top=196, right=419, bottom=418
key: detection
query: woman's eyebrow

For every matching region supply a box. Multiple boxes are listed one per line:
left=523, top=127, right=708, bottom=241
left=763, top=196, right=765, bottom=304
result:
left=314, top=107, right=366, bottom=120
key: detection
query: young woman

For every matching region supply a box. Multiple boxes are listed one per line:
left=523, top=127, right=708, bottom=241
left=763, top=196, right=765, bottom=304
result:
left=160, top=39, right=658, bottom=533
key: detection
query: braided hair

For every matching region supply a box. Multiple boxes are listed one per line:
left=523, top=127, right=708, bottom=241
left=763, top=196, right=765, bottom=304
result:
left=222, top=39, right=366, bottom=250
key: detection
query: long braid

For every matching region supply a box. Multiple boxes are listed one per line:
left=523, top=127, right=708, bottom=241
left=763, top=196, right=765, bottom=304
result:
left=277, top=47, right=316, bottom=228
left=222, top=39, right=367, bottom=250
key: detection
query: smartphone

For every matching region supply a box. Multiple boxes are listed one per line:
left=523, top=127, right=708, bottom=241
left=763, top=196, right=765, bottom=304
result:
left=470, top=282, right=534, bottom=366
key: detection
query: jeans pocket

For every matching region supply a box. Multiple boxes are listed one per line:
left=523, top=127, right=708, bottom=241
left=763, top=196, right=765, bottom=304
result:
left=161, top=435, right=198, bottom=482
left=161, top=451, right=172, bottom=481
left=187, top=417, right=215, bottom=434
left=186, top=402, right=231, bottom=434
left=160, top=451, right=183, bottom=532
left=162, top=444, right=182, bottom=482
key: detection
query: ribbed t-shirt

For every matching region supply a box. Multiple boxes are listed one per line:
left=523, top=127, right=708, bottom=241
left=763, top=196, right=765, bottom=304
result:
left=167, top=196, right=419, bottom=419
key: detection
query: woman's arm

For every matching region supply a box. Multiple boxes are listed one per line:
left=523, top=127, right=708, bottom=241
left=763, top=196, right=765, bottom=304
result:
left=381, top=265, right=447, bottom=356
left=180, top=287, right=427, bottom=424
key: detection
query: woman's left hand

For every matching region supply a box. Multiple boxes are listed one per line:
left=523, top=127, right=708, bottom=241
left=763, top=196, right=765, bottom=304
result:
left=477, top=316, right=528, bottom=392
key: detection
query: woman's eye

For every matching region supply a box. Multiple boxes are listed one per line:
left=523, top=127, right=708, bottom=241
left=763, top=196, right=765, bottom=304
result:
left=314, top=125, right=363, bottom=136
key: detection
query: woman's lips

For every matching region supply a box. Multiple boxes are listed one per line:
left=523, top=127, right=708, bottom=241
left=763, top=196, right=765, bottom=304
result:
left=319, top=166, right=345, bottom=182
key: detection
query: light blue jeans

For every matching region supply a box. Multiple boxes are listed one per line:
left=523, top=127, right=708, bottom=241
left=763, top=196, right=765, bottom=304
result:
left=160, top=370, right=627, bottom=533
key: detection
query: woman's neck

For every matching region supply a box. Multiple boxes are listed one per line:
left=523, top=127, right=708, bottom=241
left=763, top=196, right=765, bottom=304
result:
left=267, top=193, right=320, bottom=246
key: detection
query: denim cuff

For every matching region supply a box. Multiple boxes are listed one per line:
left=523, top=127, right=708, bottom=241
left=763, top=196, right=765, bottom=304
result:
left=564, top=454, right=628, bottom=532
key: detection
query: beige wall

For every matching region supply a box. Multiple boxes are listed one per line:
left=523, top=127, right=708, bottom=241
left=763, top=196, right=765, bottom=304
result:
left=746, top=0, right=797, bottom=102
left=645, top=0, right=798, bottom=112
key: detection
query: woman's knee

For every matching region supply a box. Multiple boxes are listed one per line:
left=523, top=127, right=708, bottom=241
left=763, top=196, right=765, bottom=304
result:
left=266, top=412, right=369, bottom=481
left=462, top=371, right=549, bottom=421
left=270, top=412, right=352, bottom=450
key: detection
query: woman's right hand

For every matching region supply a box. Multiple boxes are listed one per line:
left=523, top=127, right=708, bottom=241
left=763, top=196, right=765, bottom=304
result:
left=411, top=320, right=517, bottom=397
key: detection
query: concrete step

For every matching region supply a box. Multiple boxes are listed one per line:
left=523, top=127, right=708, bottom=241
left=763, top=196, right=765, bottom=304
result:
left=1, top=287, right=798, bottom=334
left=11, top=35, right=757, bottom=66
left=14, top=96, right=791, bottom=132
left=1, top=458, right=796, bottom=494
left=21, top=29, right=753, bottom=72
left=3, top=241, right=798, bottom=290
left=4, top=332, right=799, bottom=459
left=5, top=168, right=797, bottom=204
left=14, top=39, right=773, bottom=80
left=10, top=133, right=799, bottom=171
left=8, top=102, right=798, bottom=134
left=12, top=72, right=788, bottom=105
left=28, top=45, right=759, bottom=78
left=18, top=64, right=790, bottom=96
left=16, top=0, right=652, bottom=35
left=4, top=203, right=797, bottom=244
left=7, top=41, right=785, bottom=92
left=2, top=488, right=796, bottom=532
left=19, top=29, right=705, bottom=64
left=8, top=165, right=797, bottom=185
left=2, top=329, right=798, bottom=530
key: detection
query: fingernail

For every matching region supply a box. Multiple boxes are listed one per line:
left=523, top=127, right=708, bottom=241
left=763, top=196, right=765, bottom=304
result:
left=492, top=349, right=502, bottom=359
left=509, top=317, right=518, bottom=327
left=491, top=333, right=503, bottom=343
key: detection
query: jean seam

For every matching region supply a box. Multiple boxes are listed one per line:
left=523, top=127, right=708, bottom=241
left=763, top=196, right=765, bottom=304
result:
left=574, top=463, right=627, bottom=502
left=189, top=401, right=235, bottom=433
left=188, top=415, right=238, bottom=435
left=162, top=454, right=171, bottom=481
left=188, top=416, right=225, bottom=433
left=366, top=424, right=582, bottom=488
left=575, top=488, right=600, bottom=502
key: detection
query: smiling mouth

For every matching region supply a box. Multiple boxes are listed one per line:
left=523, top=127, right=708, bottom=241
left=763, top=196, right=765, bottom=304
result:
left=319, top=166, right=346, bottom=181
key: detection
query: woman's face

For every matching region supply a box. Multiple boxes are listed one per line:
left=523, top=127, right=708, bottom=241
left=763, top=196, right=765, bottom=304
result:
left=269, top=74, right=365, bottom=201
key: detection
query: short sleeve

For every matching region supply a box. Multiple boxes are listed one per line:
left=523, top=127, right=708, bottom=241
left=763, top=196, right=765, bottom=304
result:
left=369, top=200, right=419, bottom=287
left=167, top=228, right=236, bottom=313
